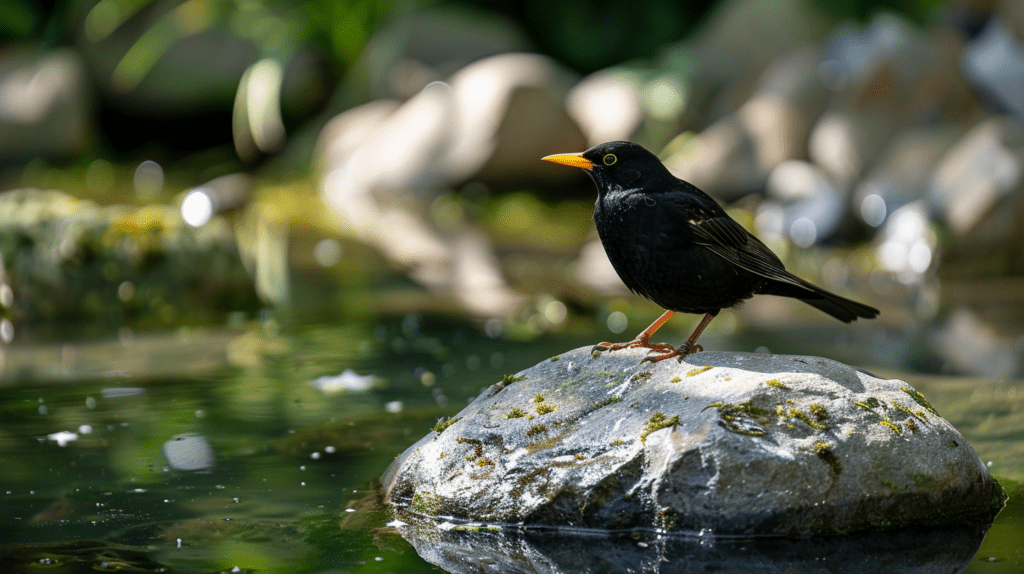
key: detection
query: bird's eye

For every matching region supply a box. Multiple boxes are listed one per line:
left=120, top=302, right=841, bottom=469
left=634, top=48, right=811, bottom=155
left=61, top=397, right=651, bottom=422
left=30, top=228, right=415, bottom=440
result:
left=603, top=154, right=617, bottom=166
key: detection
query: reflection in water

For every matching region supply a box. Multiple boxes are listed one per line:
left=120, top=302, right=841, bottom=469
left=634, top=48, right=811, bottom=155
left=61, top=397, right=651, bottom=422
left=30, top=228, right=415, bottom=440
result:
left=395, top=519, right=989, bottom=574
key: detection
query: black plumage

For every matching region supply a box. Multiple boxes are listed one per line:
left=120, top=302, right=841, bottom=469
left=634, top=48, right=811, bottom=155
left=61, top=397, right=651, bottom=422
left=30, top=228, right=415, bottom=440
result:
left=543, top=141, right=879, bottom=362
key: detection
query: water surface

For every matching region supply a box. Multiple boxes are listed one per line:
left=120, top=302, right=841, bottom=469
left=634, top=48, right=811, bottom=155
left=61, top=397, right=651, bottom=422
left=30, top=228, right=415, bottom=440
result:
left=1, top=316, right=1021, bottom=572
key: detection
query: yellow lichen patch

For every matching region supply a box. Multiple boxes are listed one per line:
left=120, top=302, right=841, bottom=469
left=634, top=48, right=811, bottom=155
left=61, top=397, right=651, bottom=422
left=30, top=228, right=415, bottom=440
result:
left=854, top=396, right=882, bottom=412
left=809, top=403, right=828, bottom=421
left=432, top=417, right=460, bottom=434
left=411, top=491, right=444, bottom=515
left=501, top=374, right=525, bottom=386
left=812, top=441, right=843, bottom=477
left=506, top=408, right=527, bottom=419
left=880, top=420, right=901, bottom=435
left=765, top=379, right=790, bottom=390
left=901, top=386, right=939, bottom=415
left=788, top=408, right=830, bottom=431
left=533, top=395, right=545, bottom=403
left=670, top=376, right=682, bottom=383
left=893, top=402, right=928, bottom=422
left=703, top=402, right=770, bottom=436
left=536, top=404, right=556, bottom=415
left=641, top=412, right=680, bottom=443
left=687, top=366, right=713, bottom=377
left=526, top=425, right=548, bottom=437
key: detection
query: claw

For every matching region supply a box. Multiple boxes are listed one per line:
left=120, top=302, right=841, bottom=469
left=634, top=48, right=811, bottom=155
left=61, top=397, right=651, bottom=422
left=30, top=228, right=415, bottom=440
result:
left=592, top=311, right=715, bottom=365
left=592, top=339, right=675, bottom=358
left=640, top=343, right=704, bottom=364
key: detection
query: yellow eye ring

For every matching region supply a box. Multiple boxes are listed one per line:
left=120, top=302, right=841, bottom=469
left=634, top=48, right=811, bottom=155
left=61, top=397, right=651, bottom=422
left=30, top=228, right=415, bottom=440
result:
left=603, top=154, right=617, bottom=166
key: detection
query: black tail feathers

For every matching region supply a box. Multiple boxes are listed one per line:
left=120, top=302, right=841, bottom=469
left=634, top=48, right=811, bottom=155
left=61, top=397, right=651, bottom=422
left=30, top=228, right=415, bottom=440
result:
left=759, top=277, right=879, bottom=323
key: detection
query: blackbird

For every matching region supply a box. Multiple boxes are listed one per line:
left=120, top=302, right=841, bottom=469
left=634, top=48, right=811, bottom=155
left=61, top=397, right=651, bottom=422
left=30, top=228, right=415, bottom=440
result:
left=543, top=141, right=879, bottom=363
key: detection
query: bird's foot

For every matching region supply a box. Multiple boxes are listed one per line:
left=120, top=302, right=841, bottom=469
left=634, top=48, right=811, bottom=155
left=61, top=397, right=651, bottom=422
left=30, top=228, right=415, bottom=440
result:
left=639, top=343, right=703, bottom=364
left=591, top=339, right=675, bottom=358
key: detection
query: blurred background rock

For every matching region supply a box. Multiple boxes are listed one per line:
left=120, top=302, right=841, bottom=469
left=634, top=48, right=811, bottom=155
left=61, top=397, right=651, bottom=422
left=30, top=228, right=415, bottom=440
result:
left=1, top=0, right=1023, bottom=377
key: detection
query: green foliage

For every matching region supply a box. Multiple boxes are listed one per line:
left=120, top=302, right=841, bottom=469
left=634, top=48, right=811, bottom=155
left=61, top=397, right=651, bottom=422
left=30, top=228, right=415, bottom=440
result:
left=0, top=0, right=39, bottom=40
left=498, top=0, right=715, bottom=73
left=304, top=0, right=392, bottom=66
left=810, top=0, right=944, bottom=23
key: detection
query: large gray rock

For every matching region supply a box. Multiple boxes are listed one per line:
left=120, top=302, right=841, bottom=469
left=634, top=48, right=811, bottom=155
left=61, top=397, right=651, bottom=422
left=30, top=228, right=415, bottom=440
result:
left=665, top=47, right=829, bottom=201
left=737, top=47, right=827, bottom=175
left=566, top=70, right=644, bottom=147
left=444, top=52, right=585, bottom=186
left=384, top=346, right=1004, bottom=536
left=852, top=126, right=962, bottom=227
left=963, top=18, right=1024, bottom=119
left=664, top=113, right=764, bottom=200
left=927, top=117, right=1024, bottom=237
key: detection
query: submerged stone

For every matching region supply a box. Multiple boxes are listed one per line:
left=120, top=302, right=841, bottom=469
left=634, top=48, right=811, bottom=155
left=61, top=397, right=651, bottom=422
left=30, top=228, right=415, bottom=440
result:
left=383, top=346, right=1005, bottom=535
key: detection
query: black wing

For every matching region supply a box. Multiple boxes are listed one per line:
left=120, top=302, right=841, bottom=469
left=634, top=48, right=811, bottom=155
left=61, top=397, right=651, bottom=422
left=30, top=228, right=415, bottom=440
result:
left=666, top=189, right=880, bottom=322
left=665, top=192, right=802, bottom=287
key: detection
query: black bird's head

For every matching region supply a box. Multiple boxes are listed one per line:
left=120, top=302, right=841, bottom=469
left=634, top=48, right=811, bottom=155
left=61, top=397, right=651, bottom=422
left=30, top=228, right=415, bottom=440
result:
left=542, top=141, right=673, bottom=194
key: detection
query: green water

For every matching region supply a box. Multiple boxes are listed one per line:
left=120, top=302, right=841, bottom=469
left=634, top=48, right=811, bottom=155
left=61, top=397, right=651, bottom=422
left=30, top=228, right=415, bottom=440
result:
left=1, top=315, right=1022, bottom=573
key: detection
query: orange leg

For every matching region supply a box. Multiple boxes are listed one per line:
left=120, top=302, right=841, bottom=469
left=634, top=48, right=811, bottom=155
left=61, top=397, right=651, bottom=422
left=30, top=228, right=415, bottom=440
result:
left=592, top=310, right=677, bottom=356
left=641, top=313, right=715, bottom=364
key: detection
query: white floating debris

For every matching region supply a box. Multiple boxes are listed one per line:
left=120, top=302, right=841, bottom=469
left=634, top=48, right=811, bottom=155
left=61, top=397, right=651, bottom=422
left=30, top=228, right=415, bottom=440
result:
left=163, top=433, right=215, bottom=471
left=310, top=369, right=375, bottom=394
left=385, top=400, right=403, bottom=413
left=386, top=519, right=408, bottom=527
left=47, top=431, right=78, bottom=447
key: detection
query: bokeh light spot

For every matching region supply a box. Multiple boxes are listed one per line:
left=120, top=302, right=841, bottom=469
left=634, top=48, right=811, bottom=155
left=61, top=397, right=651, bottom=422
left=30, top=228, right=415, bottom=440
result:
left=544, top=300, right=567, bottom=324
left=181, top=189, right=213, bottom=227
left=133, top=160, right=163, bottom=199
left=789, top=217, right=817, bottom=248
left=607, top=311, right=628, bottom=334
left=313, top=239, right=342, bottom=267
left=642, top=77, right=685, bottom=120
left=860, top=193, right=887, bottom=227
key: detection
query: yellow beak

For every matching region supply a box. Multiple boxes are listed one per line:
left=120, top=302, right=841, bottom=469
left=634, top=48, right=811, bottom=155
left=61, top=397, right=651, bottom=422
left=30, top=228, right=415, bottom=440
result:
left=541, top=152, right=593, bottom=171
